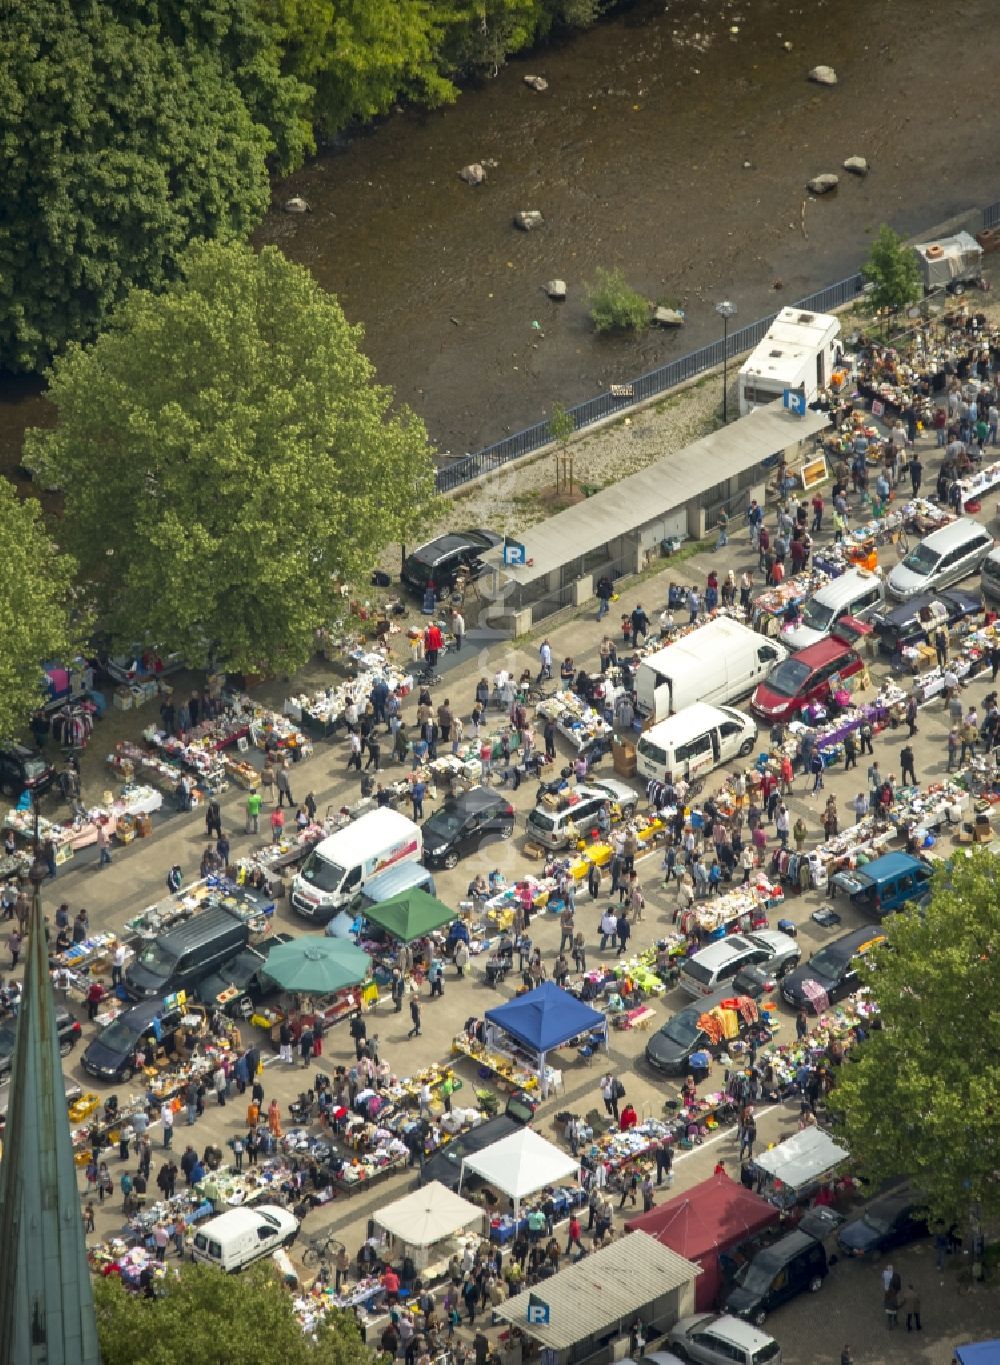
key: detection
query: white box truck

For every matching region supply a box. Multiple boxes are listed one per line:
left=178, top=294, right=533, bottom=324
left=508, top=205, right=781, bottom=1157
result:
left=291, top=807, right=422, bottom=923
left=636, top=703, right=758, bottom=784
left=636, top=617, right=788, bottom=721
left=739, top=307, right=841, bottom=416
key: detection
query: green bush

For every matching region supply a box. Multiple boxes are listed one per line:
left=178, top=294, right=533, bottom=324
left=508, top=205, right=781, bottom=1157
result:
left=586, top=267, right=650, bottom=333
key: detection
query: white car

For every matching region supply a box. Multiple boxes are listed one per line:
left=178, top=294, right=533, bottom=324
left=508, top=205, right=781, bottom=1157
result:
left=668, top=1313, right=781, bottom=1365
left=678, top=930, right=800, bottom=998
left=887, top=517, right=994, bottom=601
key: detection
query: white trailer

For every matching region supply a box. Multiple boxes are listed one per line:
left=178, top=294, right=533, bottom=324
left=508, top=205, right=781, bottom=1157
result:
left=739, top=307, right=841, bottom=416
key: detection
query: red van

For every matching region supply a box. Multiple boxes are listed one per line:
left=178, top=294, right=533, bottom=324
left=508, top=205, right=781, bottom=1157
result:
left=750, top=621, right=868, bottom=722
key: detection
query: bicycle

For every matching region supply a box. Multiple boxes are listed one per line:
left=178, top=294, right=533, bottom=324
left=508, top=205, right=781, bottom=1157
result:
left=302, top=1232, right=343, bottom=1268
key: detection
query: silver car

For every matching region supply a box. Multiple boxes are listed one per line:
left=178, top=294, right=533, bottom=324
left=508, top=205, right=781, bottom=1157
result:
left=668, top=1313, right=781, bottom=1365
left=678, top=930, right=800, bottom=998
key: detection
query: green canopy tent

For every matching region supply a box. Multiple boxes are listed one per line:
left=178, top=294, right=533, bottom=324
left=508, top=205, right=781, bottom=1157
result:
left=364, top=888, right=457, bottom=943
left=264, top=938, right=371, bottom=995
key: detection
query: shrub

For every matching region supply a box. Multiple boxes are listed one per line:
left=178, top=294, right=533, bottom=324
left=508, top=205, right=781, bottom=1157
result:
left=586, top=267, right=650, bottom=333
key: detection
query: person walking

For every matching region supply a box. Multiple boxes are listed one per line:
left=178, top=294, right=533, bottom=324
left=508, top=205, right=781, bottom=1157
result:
left=596, top=575, right=613, bottom=620
left=96, top=819, right=113, bottom=868
left=655, top=1137, right=673, bottom=1188
left=245, top=789, right=262, bottom=835
left=538, top=639, right=553, bottom=682
left=843, top=732, right=858, bottom=771
left=411, top=777, right=426, bottom=821
left=275, top=762, right=294, bottom=808
left=900, top=744, right=917, bottom=788
left=408, top=997, right=422, bottom=1039
left=601, top=1074, right=620, bottom=1121
left=615, top=910, right=631, bottom=957
left=161, top=1101, right=173, bottom=1149
left=904, top=1284, right=922, bottom=1332
left=908, top=454, right=922, bottom=496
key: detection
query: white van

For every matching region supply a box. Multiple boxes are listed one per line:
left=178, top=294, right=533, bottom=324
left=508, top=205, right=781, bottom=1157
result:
left=782, top=567, right=885, bottom=650
left=887, top=517, right=994, bottom=601
left=191, top=1204, right=299, bottom=1273
left=291, top=807, right=422, bottom=923
left=981, top=547, right=1000, bottom=600
left=636, top=618, right=787, bottom=721
left=636, top=703, right=757, bottom=783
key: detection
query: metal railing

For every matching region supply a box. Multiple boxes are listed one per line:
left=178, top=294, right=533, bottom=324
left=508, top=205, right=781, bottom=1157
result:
left=435, top=201, right=1000, bottom=495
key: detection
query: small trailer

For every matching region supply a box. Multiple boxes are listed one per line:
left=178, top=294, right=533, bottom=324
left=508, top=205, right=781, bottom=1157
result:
left=913, top=231, right=986, bottom=295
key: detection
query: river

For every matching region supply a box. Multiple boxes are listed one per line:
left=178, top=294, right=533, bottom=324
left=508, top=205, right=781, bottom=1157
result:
left=3, top=0, right=999, bottom=470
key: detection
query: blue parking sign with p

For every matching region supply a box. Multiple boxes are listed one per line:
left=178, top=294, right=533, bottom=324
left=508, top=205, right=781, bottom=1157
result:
left=527, top=1295, right=550, bottom=1325
left=503, top=539, right=527, bottom=566
left=783, top=388, right=806, bottom=416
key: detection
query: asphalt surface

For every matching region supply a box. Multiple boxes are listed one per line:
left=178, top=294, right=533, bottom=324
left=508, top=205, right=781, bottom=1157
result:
left=12, top=405, right=1000, bottom=1360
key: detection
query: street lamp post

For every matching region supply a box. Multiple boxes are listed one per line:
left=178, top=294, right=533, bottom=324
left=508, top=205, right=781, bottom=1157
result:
left=716, top=299, right=738, bottom=424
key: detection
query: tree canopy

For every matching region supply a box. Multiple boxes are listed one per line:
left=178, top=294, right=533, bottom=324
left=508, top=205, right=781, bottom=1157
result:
left=861, top=224, right=923, bottom=321
left=94, top=1261, right=373, bottom=1365
left=0, top=0, right=311, bottom=373
left=24, top=239, right=437, bottom=676
left=0, top=479, right=82, bottom=741
left=264, top=0, right=608, bottom=135
left=828, top=851, right=1000, bottom=1229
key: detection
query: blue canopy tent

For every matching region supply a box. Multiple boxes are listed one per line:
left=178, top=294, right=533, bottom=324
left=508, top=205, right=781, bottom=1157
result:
left=955, top=1345, right=1000, bottom=1365
left=485, top=981, right=607, bottom=1097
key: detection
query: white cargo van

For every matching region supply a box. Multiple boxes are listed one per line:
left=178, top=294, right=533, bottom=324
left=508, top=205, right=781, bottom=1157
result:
left=636, top=703, right=757, bottom=783
left=291, top=807, right=422, bottom=924
left=191, top=1204, right=299, bottom=1272
left=636, top=618, right=787, bottom=721
left=782, top=567, right=885, bottom=650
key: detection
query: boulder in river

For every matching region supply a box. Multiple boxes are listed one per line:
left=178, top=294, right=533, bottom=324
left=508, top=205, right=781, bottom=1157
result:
left=653, top=306, right=685, bottom=327
left=283, top=196, right=310, bottom=213
left=809, top=65, right=837, bottom=85
left=514, top=210, right=544, bottom=231
left=524, top=75, right=549, bottom=92
left=843, top=155, right=870, bottom=175
left=459, top=163, right=486, bottom=185
left=807, top=173, right=839, bottom=195
left=545, top=279, right=567, bottom=300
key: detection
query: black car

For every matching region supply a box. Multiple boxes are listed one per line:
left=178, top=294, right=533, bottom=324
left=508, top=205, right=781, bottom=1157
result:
left=401, top=529, right=502, bottom=597
left=872, top=588, right=982, bottom=659
left=195, top=932, right=293, bottom=1017
left=836, top=1185, right=929, bottom=1259
left=0, top=744, right=55, bottom=798
left=645, top=977, right=765, bottom=1076
left=723, top=1227, right=830, bottom=1326
left=82, top=998, right=182, bottom=1083
left=419, top=1107, right=527, bottom=1189
left=780, top=925, right=886, bottom=1013
left=0, top=1008, right=80, bottom=1078
left=421, top=787, right=515, bottom=869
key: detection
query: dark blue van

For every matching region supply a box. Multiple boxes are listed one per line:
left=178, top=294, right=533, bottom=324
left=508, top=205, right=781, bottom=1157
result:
left=829, top=851, right=933, bottom=919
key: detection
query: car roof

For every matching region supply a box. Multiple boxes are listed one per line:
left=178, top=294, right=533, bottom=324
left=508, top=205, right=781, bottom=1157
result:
left=793, top=634, right=857, bottom=666
left=443, top=786, right=509, bottom=815
left=811, top=925, right=886, bottom=961
left=687, top=935, right=754, bottom=968
left=754, top=1229, right=818, bottom=1266
left=863, top=1183, right=921, bottom=1218
left=855, top=852, right=926, bottom=882
left=409, top=531, right=491, bottom=565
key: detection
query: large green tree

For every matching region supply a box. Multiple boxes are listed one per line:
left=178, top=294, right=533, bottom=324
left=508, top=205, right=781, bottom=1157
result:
left=828, top=851, right=1000, bottom=1229
left=25, top=240, right=437, bottom=675
left=0, top=0, right=312, bottom=373
left=95, top=1261, right=372, bottom=1365
left=0, top=479, right=82, bottom=741
left=861, top=224, right=923, bottom=324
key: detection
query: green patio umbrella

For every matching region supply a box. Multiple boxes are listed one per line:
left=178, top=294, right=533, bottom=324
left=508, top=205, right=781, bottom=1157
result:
left=264, top=938, right=371, bottom=995
left=364, top=888, right=457, bottom=943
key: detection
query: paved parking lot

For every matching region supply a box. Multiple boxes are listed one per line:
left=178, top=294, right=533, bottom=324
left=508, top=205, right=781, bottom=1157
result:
left=17, top=402, right=1000, bottom=1355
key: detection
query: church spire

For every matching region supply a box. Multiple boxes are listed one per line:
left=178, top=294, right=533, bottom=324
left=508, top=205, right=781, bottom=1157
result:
left=0, top=816, right=101, bottom=1363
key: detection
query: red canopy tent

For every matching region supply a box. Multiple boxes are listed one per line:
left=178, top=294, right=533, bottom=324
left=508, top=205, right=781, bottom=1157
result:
left=625, top=1173, right=779, bottom=1310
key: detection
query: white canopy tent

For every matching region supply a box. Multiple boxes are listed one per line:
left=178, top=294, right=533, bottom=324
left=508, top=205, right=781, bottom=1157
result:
left=373, top=1181, right=484, bottom=1248
left=459, top=1127, right=579, bottom=1215
left=753, top=1127, right=848, bottom=1207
